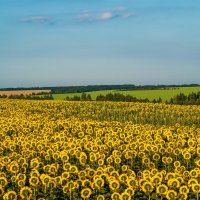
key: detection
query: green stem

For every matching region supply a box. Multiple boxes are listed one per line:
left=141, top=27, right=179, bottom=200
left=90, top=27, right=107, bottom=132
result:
left=149, top=194, right=151, bottom=200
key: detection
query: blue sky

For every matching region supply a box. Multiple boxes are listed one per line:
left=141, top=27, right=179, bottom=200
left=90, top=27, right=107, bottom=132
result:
left=1, top=0, right=200, bottom=88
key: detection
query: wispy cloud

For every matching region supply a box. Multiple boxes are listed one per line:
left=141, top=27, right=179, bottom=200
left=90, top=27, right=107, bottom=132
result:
left=97, top=12, right=115, bottom=21
left=79, top=6, right=135, bottom=22
left=123, top=12, right=136, bottom=18
left=79, top=11, right=93, bottom=22
left=20, top=16, right=51, bottom=23
left=113, top=6, right=126, bottom=11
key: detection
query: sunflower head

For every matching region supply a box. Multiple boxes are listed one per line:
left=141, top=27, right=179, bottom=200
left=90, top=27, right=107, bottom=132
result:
left=166, top=189, right=177, bottom=200
left=0, top=177, right=8, bottom=187
left=179, top=185, right=189, bottom=194
left=109, top=180, right=120, bottom=191
left=111, top=192, right=120, bottom=200
left=80, top=188, right=92, bottom=199
left=142, top=181, right=154, bottom=194
left=121, top=192, right=131, bottom=200
left=0, top=186, right=4, bottom=197
left=156, top=184, right=168, bottom=195
left=29, top=176, right=39, bottom=187
left=3, top=191, right=17, bottom=200
left=20, top=186, right=32, bottom=199
left=94, top=177, right=104, bottom=189
left=192, top=183, right=200, bottom=194
left=97, top=195, right=105, bottom=200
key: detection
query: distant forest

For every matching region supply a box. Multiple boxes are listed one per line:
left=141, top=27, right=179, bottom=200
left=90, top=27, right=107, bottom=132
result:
left=65, top=91, right=200, bottom=105
left=1, top=91, right=200, bottom=105
left=0, top=84, right=199, bottom=94
left=0, top=94, right=53, bottom=100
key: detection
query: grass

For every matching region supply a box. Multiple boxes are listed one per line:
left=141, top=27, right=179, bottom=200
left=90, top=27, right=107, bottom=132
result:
left=51, top=87, right=200, bottom=101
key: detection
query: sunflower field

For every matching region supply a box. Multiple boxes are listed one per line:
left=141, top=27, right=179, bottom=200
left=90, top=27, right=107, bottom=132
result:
left=0, top=99, right=200, bottom=200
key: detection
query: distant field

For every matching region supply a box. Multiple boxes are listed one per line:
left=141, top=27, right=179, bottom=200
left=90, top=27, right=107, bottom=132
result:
left=0, top=90, right=50, bottom=96
left=52, top=87, right=200, bottom=101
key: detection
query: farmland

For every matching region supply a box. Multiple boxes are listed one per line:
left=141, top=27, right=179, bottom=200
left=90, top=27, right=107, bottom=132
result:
left=51, top=87, right=200, bottom=101
left=0, top=99, right=199, bottom=199
left=0, top=90, right=50, bottom=96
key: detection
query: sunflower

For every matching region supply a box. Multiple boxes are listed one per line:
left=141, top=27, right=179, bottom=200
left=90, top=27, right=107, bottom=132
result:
left=69, top=165, right=78, bottom=174
left=188, top=178, right=198, bottom=188
left=125, top=187, right=135, bottom=196
left=119, top=174, right=128, bottom=183
left=166, top=189, right=177, bottom=200
left=17, top=173, right=26, bottom=181
left=127, top=178, right=138, bottom=189
left=190, top=169, right=198, bottom=178
left=183, top=171, right=190, bottom=179
left=43, top=165, right=50, bottom=173
left=173, top=161, right=181, bottom=168
left=62, top=172, right=70, bottom=179
left=121, top=165, right=128, bottom=172
left=66, top=181, right=76, bottom=192
left=98, top=159, right=104, bottom=166
left=183, top=152, right=191, bottom=160
left=141, top=181, right=154, bottom=194
left=3, top=191, right=17, bottom=200
left=114, top=157, right=121, bottom=165
left=156, top=184, right=168, bottom=196
left=166, top=157, right=173, bottom=164
left=18, top=157, right=26, bottom=165
left=20, top=186, right=33, bottom=199
left=47, top=180, right=56, bottom=190
left=192, top=183, right=200, bottom=194
left=109, top=179, right=120, bottom=191
left=49, top=165, right=57, bottom=175
left=111, top=192, right=120, bottom=200
left=110, top=171, right=119, bottom=179
left=78, top=170, right=86, bottom=179
left=9, top=162, right=19, bottom=174
left=94, top=177, right=104, bottom=189
left=63, top=163, right=71, bottom=172
left=41, top=174, right=50, bottom=186
left=30, top=159, right=40, bottom=169
left=176, top=177, right=184, bottom=185
left=0, top=177, right=8, bottom=187
left=97, top=195, right=105, bottom=200
left=167, top=178, right=180, bottom=189
left=151, top=175, right=162, bottom=186
left=61, top=153, right=69, bottom=162
left=165, top=173, right=175, bottom=181
left=195, top=159, right=200, bottom=167
left=0, top=186, right=4, bottom=197
left=30, top=169, right=40, bottom=177
left=29, top=176, right=39, bottom=187
left=18, top=180, right=25, bottom=188
left=80, top=188, right=92, bottom=199
left=152, top=153, right=160, bottom=161
left=179, top=185, right=189, bottom=194
left=120, top=192, right=131, bottom=200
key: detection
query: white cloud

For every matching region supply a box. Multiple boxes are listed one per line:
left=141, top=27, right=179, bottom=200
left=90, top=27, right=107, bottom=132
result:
left=79, top=11, right=93, bottom=22
left=79, top=7, right=135, bottom=23
left=21, top=16, right=50, bottom=23
left=123, top=12, right=136, bottom=18
left=97, top=12, right=114, bottom=20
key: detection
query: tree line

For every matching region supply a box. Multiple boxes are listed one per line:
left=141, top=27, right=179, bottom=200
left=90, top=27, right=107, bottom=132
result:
left=65, top=91, right=200, bottom=105
left=1, top=91, right=200, bottom=105
left=168, top=92, right=200, bottom=105
left=0, top=94, right=54, bottom=100
left=0, top=84, right=199, bottom=94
